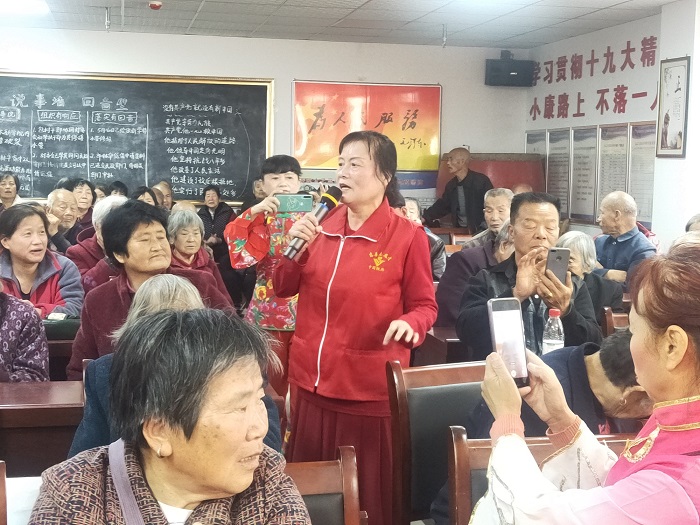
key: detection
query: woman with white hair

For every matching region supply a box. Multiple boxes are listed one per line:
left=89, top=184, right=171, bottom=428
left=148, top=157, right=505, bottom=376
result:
left=168, top=209, right=227, bottom=291
left=556, top=230, right=623, bottom=324
left=69, top=274, right=282, bottom=456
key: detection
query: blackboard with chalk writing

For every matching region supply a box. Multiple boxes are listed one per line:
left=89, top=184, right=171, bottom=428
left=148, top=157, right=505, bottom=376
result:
left=0, top=73, right=271, bottom=200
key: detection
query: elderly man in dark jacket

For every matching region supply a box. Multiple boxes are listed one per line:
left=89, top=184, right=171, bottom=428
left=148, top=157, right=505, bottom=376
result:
left=457, top=192, right=602, bottom=360
left=435, top=220, right=513, bottom=327
left=422, top=147, right=493, bottom=233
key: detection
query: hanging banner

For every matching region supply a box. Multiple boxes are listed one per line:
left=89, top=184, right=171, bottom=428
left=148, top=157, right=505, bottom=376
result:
left=293, top=81, right=441, bottom=171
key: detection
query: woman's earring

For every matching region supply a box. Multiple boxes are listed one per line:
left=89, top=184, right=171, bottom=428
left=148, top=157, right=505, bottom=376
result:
left=157, top=445, right=163, bottom=458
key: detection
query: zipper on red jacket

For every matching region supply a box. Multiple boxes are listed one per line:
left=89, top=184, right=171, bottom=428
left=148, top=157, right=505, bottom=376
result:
left=314, top=236, right=346, bottom=390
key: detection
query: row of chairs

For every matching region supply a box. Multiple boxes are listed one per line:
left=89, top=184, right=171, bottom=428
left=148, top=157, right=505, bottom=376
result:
left=387, top=359, right=635, bottom=525
left=0, top=447, right=367, bottom=525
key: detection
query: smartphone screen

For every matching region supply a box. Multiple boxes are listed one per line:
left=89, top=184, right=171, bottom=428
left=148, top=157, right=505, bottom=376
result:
left=487, top=298, right=529, bottom=387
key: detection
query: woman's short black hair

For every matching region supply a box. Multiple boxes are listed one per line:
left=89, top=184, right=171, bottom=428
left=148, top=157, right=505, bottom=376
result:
left=110, top=308, right=273, bottom=447
left=101, top=199, right=168, bottom=267
left=132, top=186, right=159, bottom=205
left=259, top=155, right=302, bottom=180
left=202, top=184, right=221, bottom=198
left=108, top=181, right=129, bottom=197
left=0, top=172, right=20, bottom=195
left=0, top=204, right=50, bottom=241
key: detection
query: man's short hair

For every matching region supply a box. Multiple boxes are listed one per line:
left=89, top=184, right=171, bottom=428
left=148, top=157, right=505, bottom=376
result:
left=484, top=188, right=514, bottom=204
left=46, top=188, right=73, bottom=208
left=685, top=213, right=700, bottom=232
left=202, top=184, right=221, bottom=198
left=510, top=192, right=561, bottom=224
left=599, top=330, right=636, bottom=388
left=602, top=191, right=637, bottom=216
left=111, top=309, right=275, bottom=448
left=153, top=180, right=172, bottom=191
left=259, top=155, right=302, bottom=180
left=101, top=199, right=168, bottom=267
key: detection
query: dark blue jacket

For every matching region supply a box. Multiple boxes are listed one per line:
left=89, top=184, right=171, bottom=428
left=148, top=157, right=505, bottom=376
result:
left=68, top=354, right=282, bottom=457
left=594, top=226, right=656, bottom=290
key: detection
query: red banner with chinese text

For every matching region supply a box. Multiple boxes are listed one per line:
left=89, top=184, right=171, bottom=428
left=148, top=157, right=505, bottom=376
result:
left=293, top=81, right=441, bottom=171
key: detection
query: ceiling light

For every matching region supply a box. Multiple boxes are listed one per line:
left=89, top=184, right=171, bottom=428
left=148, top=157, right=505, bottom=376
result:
left=0, top=0, right=50, bottom=16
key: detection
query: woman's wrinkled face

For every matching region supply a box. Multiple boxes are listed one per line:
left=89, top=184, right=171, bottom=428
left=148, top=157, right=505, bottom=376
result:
left=73, top=183, right=94, bottom=213
left=0, top=214, right=48, bottom=265
left=162, top=358, right=268, bottom=499
left=336, top=141, right=388, bottom=208
left=174, top=226, right=202, bottom=257
left=567, top=249, right=584, bottom=278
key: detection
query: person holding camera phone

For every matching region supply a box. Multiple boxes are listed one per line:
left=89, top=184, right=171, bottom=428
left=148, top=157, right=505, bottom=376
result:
left=457, top=192, right=601, bottom=360
left=224, top=155, right=307, bottom=435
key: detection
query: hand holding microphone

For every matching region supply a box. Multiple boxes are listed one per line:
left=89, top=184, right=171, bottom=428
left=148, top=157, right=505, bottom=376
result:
left=283, top=186, right=342, bottom=260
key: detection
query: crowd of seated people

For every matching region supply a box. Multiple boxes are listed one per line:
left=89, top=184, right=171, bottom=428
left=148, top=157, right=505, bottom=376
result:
left=3, top=143, right=700, bottom=525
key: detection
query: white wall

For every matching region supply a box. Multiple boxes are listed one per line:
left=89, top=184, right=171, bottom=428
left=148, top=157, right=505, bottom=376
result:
left=526, top=16, right=661, bottom=130
left=0, top=28, right=527, bottom=157
left=652, top=0, right=700, bottom=250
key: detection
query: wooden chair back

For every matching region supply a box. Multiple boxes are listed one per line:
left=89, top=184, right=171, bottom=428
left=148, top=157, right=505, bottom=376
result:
left=387, top=360, right=486, bottom=525
left=445, top=244, right=462, bottom=256
left=285, top=446, right=364, bottom=525
left=447, top=426, right=634, bottom=524
left=0, top=461, right=6, bottom=525
left=602, top=306, right=629, bottom=337
left=47, top=340, right=73, bottom=381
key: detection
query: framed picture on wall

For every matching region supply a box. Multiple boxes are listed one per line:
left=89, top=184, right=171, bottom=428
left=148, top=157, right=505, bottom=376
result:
left=656, top=56, right=690, bottom=158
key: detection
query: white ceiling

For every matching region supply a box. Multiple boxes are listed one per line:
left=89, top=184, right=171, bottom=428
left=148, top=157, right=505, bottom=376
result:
left=3, top=0, right=676, bottom=49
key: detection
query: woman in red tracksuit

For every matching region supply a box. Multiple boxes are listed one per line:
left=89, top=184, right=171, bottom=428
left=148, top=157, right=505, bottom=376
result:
left=273, top=131, right=437, bottom=525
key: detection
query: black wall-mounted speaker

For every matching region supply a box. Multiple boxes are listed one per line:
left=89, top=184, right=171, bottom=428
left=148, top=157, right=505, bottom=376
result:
left=485, top=59, right=536, bottom=87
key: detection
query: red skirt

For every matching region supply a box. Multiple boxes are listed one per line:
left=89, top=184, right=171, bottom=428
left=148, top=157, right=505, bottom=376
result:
left=287, top=387, right=392, bottom=525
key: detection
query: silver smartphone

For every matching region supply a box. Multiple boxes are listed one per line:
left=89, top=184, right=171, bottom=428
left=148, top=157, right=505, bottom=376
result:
left=546, top=247, right=570, bottom=283
left=487, top=297, right=529, bottom=387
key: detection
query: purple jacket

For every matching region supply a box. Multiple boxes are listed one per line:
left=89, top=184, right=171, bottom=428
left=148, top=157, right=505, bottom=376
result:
left=435, top=240, right=497, bottom=327
left=0, top=293, right=49, bottom=382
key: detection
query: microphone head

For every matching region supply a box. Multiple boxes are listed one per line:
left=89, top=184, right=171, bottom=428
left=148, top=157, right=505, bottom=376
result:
left=320, top=186, right=342, bottom=210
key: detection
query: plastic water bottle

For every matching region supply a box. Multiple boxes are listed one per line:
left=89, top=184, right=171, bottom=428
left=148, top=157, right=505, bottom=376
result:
left=542, top=308, right=565, bottom=355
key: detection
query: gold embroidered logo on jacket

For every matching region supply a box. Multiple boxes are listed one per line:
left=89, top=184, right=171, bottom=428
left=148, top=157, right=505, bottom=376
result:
left=369, top=252, right=392, bottom=271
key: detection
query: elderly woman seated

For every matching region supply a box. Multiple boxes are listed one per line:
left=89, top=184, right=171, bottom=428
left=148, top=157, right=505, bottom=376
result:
left=168, top=209, right=227, bottom=291
left=556, top=230, right=623, bottom=324
left=0, top=170, right=22, bottom=213
left=66, top=200, right=232, bottom=380
left=0, top=280, right=49, bottom=382
left=32, top=308, right=310, bottom=523
left=0, top=204, right=83, bottom=319
left=69, top=274, right=282, bottom=456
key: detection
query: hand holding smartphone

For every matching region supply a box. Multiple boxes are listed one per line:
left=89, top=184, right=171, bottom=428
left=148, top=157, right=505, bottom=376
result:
left=487, top=298, right=529, bottom=387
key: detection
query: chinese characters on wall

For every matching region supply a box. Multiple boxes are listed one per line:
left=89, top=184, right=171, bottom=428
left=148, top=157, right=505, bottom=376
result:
left=529, top=35, right=658, bottom=122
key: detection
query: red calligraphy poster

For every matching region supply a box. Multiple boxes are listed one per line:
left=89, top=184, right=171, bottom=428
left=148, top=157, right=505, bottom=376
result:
left=293, top=81, right=441, bottom=171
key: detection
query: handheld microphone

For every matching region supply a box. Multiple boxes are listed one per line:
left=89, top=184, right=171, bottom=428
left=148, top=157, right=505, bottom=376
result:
left=283, top=186, right=342, bottom=260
